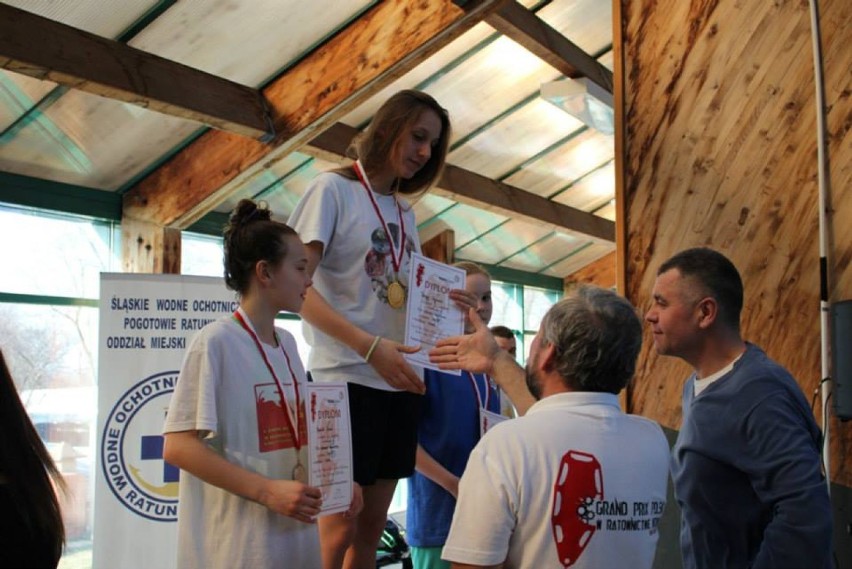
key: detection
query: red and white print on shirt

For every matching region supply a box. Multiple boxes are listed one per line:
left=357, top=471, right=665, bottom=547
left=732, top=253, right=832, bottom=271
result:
left=255, top=383, right=308, bottom=453
left=551, top=450, right=603, bottom=567
left=364, top=223, right=416, bottom=305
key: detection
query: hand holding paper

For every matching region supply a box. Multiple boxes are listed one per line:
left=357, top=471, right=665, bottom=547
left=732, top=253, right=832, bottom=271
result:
left=304, top=383, right=353, bottom=517
left=403, top=253, right=466, bottom=373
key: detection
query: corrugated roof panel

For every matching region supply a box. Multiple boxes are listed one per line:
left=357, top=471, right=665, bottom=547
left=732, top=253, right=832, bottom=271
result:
left=218, top=153, right=317, bottom=214
left=339, top=0, right=542, bottom=129
left=0, top=90, right=200, bottom=189
left=253, top=156, right=340, bottom=219
left=251, top=179, right=304, bottom=218
left=455, top=217, right=552, bottom=265
left=449, top=98, right=584, bottom=179
left=340, top=21, right=499, bottom=129
left=546, top=241, right=615, bottom=277
left=413, top=193, right=458, bottom=241
left=4, top=0, right=159, bottom=37
left=499, top=231, right=586, bottom=273
left=537, top=0, right=613, bottom=55
left=502, top=130, right=614, bottom=198
left=0, top=72, right=59, bottom=131
left=423, top=36, right=559, bottom=142
left=552, top=161, right=615, bottom=211
left=128, top=0, right=374, bottom=88
left=593, top=200, right=616, bottom=221
left=420, top=202, right=508, bottom=248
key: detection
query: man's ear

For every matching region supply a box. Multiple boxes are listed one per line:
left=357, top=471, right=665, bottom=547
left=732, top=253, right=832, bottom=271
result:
left=539, top=342, right=558, bottom=372
left=696, top=297, right=718, bottom=329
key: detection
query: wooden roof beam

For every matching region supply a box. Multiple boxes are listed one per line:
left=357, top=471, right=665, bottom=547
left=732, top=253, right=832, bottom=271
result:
left=486, top=0, right=613, bottom=93
left=307, top=122, right=615, bottom=243
left=0, top=3, right=272, bottom=139
left=122, top=0, right=506, bottom=229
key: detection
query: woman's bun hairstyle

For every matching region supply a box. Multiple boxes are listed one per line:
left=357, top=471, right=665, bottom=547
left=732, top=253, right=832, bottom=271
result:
left=223, top=199, right=297, bottom=294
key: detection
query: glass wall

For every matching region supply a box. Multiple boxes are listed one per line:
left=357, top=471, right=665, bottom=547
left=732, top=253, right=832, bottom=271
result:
left=491, top=280, right=561, bottom=364
left=181, top=232, right=224, bottom=279
left=0, top=204, right=121, bottom=569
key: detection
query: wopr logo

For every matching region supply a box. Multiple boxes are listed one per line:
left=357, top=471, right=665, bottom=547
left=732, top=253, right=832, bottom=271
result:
left=100, top=371, right=180, bottom=522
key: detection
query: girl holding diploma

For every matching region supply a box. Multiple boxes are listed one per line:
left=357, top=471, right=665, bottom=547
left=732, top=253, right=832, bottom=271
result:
left=407, top=261, right=501, bottom=569
left=288, top=90, right=454, bottom=569
left=163, top=200, right=360, bottom=569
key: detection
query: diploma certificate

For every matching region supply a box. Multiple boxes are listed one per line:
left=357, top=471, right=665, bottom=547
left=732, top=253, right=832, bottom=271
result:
left=403, top=253, right=466, bottom=374
left=304, top=382, right=353, bottom=516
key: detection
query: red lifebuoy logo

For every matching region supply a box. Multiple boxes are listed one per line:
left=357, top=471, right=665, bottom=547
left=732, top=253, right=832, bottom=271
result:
left=551, top=450, right=602, bottom=567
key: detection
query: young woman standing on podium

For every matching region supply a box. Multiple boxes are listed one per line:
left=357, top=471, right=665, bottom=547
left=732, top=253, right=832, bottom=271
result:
left=288, top=90, right=453, bottom=569
left=163, top=200, right=360, bottom=568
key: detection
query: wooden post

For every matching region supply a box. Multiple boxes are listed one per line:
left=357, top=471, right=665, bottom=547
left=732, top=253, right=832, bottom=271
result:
left=421, top=229, right=455, bottom=264
left=122, top=217, right=181, bottom=274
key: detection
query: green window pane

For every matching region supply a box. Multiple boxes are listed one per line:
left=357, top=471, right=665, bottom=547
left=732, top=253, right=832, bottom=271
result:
left=181, top=231, right=224, bottom=278
left=0, top=205, right=118, bottom=298
left=2, top=302, right=98, bottom=567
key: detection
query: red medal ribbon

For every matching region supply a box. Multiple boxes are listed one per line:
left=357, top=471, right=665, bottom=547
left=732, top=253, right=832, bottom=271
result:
left=233, top=309, right=302, bottom=452
left=352, top=160, right=407, bottom=274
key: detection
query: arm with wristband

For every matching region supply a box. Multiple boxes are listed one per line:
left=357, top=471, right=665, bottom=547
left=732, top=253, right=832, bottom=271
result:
left=300, top=242, right=424, bottom=394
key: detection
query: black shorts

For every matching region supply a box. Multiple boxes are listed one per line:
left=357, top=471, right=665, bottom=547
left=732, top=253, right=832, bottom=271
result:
left=347, top=383, right=423, bottom=486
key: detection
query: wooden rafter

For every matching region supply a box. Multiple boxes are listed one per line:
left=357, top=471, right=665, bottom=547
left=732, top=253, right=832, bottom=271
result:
left=486, top=0, right=613, bottom=92
left=122, top=0, right=506, bottom=229
left=0, top=3, right=271, bottom=139
left=307, top=123, right=615, bottom=242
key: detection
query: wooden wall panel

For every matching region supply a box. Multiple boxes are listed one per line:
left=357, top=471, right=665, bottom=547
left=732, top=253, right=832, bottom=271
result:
left=621, top=0, right=851, bottom=485
left=564, top=251, right=616, bottom=290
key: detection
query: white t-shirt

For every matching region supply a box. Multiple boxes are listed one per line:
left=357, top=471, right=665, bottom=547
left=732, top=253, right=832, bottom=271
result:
left=288, top=171, right=421, bottom=391
left=443, top=392, right=669, bottom=569
left=163, top=317, right=320, bottom=569
left=693, top=352, right=742, bottom=396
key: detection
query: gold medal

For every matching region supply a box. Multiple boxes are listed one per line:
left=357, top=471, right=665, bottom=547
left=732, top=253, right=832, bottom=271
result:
left=387, top=281, right=406, bottom=309
left=353, top=161, right=411, bottom=310
left=292, top=461, right=307, bottom=483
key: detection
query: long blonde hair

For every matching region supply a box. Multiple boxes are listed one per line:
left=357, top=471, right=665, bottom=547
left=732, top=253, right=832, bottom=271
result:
left=334, top=90, right=451, bottom=199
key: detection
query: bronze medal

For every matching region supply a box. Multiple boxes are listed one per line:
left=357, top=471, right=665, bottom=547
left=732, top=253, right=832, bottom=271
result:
left=292, top=461, right=308, bottom=483
left=387, top=281, right=406, bottom=309
left=233, top=310, right=306, bottom=485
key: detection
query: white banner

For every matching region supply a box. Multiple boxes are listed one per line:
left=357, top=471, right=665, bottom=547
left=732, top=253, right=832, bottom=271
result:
left=94, top=273, right=237, bottom=569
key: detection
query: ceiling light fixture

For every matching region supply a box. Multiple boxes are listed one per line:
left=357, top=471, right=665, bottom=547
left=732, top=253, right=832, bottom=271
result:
left=540, top=77, right=614, bottom=136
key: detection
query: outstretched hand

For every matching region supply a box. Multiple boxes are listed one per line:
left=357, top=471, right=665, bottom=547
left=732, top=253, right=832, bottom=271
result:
left=369, top=338, right=425, bottom=394
left=429, top=308, right=499, bottom=374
